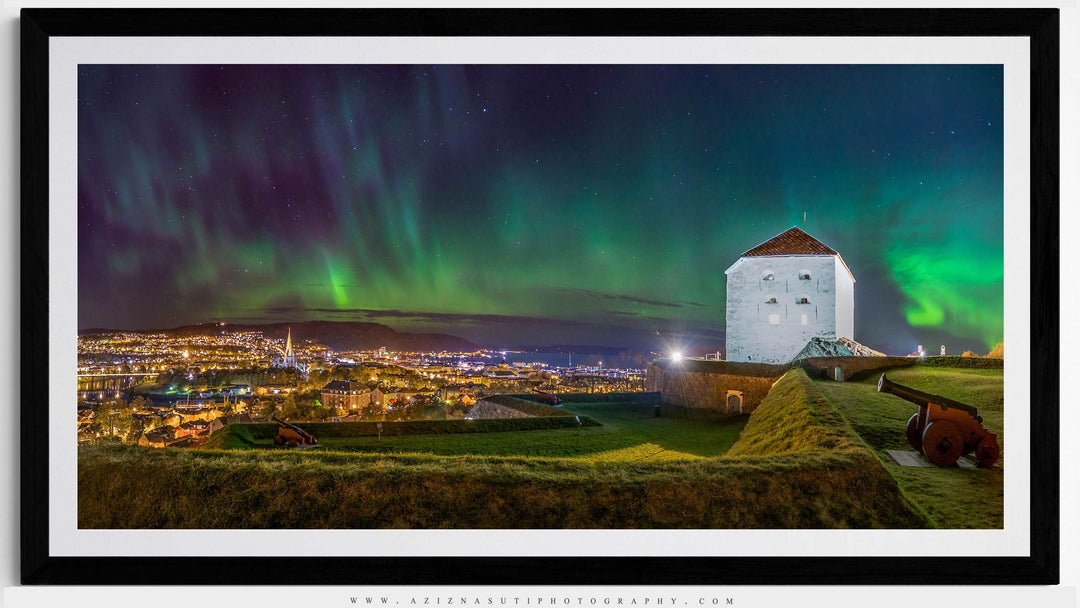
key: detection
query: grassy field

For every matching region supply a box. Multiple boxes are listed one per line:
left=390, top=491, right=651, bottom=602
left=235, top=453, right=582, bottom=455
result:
left=813, top=367, right=1004, bottom=528
left=254, top=401, right=749, bottom=463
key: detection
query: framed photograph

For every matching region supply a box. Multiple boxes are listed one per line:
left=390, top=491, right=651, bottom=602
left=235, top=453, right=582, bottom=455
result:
left=21, top=9, right=1059, bottom=585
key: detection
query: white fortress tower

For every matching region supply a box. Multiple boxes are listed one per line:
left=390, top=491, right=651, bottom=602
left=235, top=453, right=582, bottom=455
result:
left=724, top=227, right=855, bottom=363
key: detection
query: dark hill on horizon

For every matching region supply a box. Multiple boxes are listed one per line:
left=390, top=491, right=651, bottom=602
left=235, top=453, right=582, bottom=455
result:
left=79, top=321, right=479, bottom=353
left=514, top=344, right=641, bottom=355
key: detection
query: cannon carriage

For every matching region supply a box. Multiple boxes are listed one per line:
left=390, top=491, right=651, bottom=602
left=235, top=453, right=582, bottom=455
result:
left=877, top=373, right=999, bottom=468
left=533, top=391, right=561, bottom=406
left=270, top=415, right=317, bottom=447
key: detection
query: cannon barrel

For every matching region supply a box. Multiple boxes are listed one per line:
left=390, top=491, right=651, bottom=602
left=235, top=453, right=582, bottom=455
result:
left=877, top=373, right=980, bottom=417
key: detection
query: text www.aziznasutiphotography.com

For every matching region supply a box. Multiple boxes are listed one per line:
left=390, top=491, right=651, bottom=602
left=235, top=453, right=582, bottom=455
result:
left=350, top=597, right=735, bottom=606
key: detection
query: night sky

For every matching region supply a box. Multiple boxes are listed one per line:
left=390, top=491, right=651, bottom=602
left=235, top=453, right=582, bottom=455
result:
left=78, top=64, right=1004, bottom=354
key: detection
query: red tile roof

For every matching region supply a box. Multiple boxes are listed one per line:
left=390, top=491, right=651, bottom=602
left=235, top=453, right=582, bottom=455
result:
left=741, top=226, right=839, bottom=257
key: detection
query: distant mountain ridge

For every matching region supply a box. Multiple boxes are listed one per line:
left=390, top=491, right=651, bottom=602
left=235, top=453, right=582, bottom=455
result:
left=513, top=344, right=648, bottom=355
left=79, top=320, right=479, bottom=353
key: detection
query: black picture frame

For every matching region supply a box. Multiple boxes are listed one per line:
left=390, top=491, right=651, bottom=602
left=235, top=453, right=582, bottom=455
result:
left=21, top=8, right=1059, bottom=586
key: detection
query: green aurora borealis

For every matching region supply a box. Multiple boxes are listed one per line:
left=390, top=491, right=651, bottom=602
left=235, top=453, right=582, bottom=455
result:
left=78, top=65, right=1004, bottom=354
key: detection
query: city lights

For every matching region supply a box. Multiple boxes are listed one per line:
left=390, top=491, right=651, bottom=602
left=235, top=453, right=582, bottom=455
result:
left=78, top=328, right=650, bottom=447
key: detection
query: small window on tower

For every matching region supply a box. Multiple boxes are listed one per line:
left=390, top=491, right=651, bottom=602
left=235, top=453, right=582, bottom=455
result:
left=762, top=271, right=775, bottom=281
left=797, top=297, right=810, bottom=305
left=768, top=314, right=781, bottom=326
left=801, top=314, right=809, bottom=325
left=799, top=270, right=811, bottom=280
left=765, top=296, right=778, bottom=304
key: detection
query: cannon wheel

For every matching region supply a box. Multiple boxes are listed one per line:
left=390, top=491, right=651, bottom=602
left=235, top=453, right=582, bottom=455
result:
left=906, top=414, right=923, bottom=452
left=975, top=435, right=1000, bottom=468
left=922, top=420, right=964, bottom=467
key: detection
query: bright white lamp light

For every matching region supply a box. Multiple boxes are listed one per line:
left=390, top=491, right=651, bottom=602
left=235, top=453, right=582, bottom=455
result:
left=671, top=352, right=683, bottom=362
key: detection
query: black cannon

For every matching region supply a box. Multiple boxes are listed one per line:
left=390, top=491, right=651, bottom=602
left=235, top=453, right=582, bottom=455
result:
left=533, top=391, right=561, bottom=406
left=877, top=374, right=999, bottom=468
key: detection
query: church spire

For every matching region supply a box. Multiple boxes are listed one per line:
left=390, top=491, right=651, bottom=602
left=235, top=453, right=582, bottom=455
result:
left=285, top=327, right=293, bottom=358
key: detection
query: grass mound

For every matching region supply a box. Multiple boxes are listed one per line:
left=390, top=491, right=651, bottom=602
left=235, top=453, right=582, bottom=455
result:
left=481, top=395, right=569, bottom=417
left=726, top=368, right=864, bottom=458
left=202, top=424, right=258, bottom=450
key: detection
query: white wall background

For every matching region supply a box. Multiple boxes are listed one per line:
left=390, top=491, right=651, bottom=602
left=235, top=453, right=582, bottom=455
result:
left=0, top=2, right=1076, bottom=607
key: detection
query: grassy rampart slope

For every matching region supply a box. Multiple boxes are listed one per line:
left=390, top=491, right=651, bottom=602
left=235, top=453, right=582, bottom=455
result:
left=203, top=415, right=602, bottom=450
left=725, top=368, right=866, bottom=458
left=721, top=369, right=933, bottom=527
left=79, top=372, right=930, bottom=529
left=79, top=443, right=926, bottom=529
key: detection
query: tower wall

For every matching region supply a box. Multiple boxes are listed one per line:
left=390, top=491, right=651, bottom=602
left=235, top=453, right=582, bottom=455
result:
left=725, top=255, right=838, bottom=363
left=834, top=257, right=855, bottom=340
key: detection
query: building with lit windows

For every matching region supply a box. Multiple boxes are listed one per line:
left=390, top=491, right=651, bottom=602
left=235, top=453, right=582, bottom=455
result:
left=320, top=380, right=374, bottom=412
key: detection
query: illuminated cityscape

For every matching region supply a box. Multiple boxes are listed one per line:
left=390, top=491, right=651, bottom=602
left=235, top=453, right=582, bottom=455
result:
left=77, top=326, right=647, bottom=446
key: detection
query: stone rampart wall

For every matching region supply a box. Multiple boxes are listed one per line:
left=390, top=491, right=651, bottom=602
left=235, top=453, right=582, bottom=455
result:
left=646, top=356, right=1000, bottom=415
left=647, top=363, right=779, bottom=415
left=797, top=356, right=915, bottom=381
